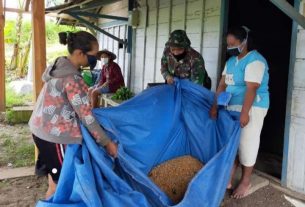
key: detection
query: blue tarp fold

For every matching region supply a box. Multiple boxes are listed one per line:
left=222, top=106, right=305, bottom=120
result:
left=37, top=79, right=241, bottom=207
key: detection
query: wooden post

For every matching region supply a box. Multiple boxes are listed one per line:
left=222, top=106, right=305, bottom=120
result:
left=31, top=0, right=46, bottom=100
left=32, top=0, right=46, bottom=161
left=0, top=0, right=5, bottom=112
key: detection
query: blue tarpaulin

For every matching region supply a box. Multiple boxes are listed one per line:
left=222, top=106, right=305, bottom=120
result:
left=37, top=79, right=241, bottom=207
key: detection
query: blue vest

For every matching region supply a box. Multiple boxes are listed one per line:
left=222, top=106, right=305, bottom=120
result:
left=225, top=50, right=269, bottom=109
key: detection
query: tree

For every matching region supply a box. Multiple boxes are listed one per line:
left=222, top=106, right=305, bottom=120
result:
left=4, top=10, right=84, bottom=78
left=18, top=32, right=32, bottom=77
left=9, top=0, right=25, bottom=72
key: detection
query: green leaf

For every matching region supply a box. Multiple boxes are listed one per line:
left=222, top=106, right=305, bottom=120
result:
left=112, top=87, right=134, bottom=101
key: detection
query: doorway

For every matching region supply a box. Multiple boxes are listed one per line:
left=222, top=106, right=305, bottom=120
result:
left=225, top=0, right=294, bottom=178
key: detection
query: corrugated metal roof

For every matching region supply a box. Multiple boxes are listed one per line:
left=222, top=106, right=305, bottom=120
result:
left=45, top=0, right=91, bottom=13
left=45, top=0, right=121, bottom=26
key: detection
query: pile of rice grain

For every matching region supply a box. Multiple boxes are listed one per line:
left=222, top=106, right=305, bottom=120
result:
left=148, top=155, right=204, bottom=204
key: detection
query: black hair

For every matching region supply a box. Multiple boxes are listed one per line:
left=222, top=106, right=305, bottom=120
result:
left=58, top=31, right=98, bottom=54
left=227, top=26, right=256, bottom=51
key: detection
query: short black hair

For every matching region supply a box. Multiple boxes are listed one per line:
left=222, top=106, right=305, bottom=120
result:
left=227, top=26, right=256, bottom=51
left=58, top=31, right=98, bottom=54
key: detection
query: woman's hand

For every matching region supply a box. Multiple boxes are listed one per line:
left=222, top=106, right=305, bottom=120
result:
left=210, top=76, right=226, bottom=120
left=166, top=75, right=174, bottom=85
left=88, top=87, right=94, bottom=98
left=105, top=142, right=118, bottom=158
left=240, top=111, right=250, bottom=128
left=210, top=104, right=218, bottom=119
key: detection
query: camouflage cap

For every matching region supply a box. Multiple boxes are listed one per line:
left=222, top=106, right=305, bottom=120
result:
left=166, top=30, right=191, bottom=48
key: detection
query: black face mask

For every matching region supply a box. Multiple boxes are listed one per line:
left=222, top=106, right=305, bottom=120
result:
left=86, top=54, right=97, bottom=70
left=226, top=47, right=241, bottom=57
left=173, top=52, right=186, bottom=61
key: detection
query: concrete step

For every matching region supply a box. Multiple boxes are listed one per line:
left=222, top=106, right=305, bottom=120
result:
left=7, top=105, right=33, bottom=124
left=0, top=166, right=35, bottom=180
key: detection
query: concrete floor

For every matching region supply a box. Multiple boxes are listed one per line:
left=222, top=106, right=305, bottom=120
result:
left=231, top=167, right=270, bottom=196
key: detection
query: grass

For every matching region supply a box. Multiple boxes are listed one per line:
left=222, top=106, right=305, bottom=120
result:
left=5, top=87, right=33, bottom=108
left=5, top=87, right=33, bottom=124
left=0, top=126, right=35, bottom=168
left=0, top=180, right=8, bottom=189
left=46, top=43, right=68, bottom=65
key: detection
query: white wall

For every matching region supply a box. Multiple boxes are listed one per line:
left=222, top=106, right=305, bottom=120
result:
left=201, top=0, right=222, bottom=90
left=131, top=0, right=223, bottom=93
left=285, top=0, right=305, bottom=194
left=97, top=1, right=129, bottom=85
left=98, top=25, right=129, bottom=84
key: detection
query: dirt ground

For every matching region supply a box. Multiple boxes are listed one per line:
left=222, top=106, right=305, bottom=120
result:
left=0, top=176, right=47, bottom=207
left=0, top=123, right=34, bottom=168
left=0, top=175, right=296, bottom=207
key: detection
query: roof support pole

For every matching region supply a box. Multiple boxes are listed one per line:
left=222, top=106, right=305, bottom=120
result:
left=67, top=12, right=127, bottom=45
left=68, top=11, right=128, bottom=21
left=0, top=0, right=5, bottom=112
left=32, top=0, right=46, bottom=100
left=270, top=0, right=305, bottom=29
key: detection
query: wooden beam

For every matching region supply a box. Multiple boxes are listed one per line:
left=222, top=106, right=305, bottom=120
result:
left=0, top=0, right=5, bottom=112
left=270, top=0, right=305, bottom=29
left=4, top=7, right=30, bottom=14
left=45, top=0, right=93, bottom=13
left=46, top=12, right=92, bottom=22
left=46, top=12, right=76, bottom=20
left=24, top=0, right=31, bottom=12
left=31, top=0, right=46, bottom=100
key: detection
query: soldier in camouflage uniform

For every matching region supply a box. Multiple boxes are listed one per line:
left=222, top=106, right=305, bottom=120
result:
left=161, top=30, right=209, bottom=87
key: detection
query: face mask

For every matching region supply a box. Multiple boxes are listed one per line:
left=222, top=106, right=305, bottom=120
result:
left=101, top=58, right=109, bottom=65
left=227, top=36, right=247, bottom=57
left=173, top=51, right=186, bottom=61
left=86, top=54, right=97, bottom=70
left=226, top=46, right=242, bottom=57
